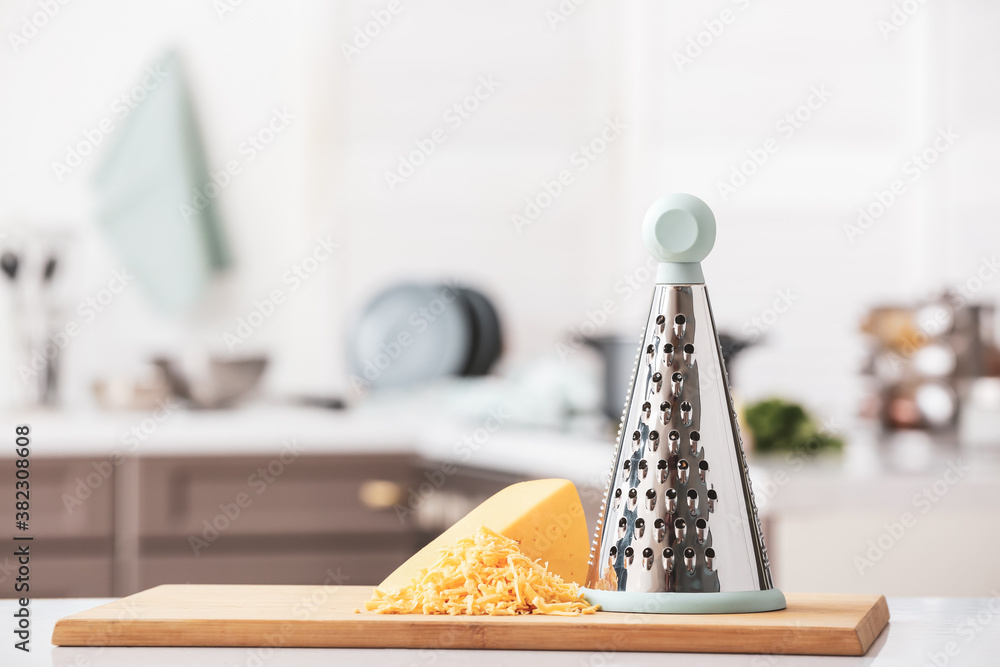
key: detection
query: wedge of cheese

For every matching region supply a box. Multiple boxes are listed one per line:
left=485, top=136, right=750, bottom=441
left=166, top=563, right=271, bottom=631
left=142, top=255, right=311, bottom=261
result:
left=379, top=478, right=590, bottom=591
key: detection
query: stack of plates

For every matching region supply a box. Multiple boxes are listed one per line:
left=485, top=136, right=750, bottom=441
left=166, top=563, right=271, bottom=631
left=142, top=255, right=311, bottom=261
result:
left=348, top=283, right=502, bottom=389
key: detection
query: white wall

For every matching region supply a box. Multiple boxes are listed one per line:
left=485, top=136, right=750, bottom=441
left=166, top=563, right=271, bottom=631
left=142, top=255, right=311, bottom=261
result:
left=1, top=0, right=998, bottom=421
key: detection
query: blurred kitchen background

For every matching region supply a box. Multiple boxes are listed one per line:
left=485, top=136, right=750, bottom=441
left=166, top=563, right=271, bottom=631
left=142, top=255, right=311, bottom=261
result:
left=2, top=0, right=999, bottom=599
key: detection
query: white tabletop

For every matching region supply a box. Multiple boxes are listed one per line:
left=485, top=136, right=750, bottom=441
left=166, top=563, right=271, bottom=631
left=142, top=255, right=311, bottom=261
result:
left=5, top=596, right=999, bottom=666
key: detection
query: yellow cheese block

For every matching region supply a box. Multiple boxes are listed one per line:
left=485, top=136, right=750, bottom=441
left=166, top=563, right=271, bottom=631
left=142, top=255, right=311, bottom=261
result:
left=379, top=478, right=590, bottom=591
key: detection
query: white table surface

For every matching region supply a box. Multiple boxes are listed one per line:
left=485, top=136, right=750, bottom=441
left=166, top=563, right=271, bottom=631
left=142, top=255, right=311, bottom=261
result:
left=4, top=596, right=999, bottom=667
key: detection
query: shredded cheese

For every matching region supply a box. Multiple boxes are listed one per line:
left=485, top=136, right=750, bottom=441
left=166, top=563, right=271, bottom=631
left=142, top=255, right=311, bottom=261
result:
left=364, top=526, right=599, bottom=616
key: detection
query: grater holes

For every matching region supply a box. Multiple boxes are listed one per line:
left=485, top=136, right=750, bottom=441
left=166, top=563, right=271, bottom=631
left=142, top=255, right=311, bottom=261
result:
left=641, top=401, right=651, bottom=423
left=613, top=487, right=622, bottom=509
left=695, top=518, right=708, bottom=543
left=631, top=430, right=641, bottom=452
left=656, top=459, right=668, bottom=483
left=627, top=487, right=638, bottom=510
left=635, top=517, right=645, bottom=538
left=624, top=546, right=635, bottom=566
left=651, top=372, right=663, bottom=393
left=674, top=518, right=687, bottom=542
left=654, top=518, right=666, bottom=542
left=683, top=547, right=696, bottom=573
left=622, top=460, right=632, bottom=480
left=705, top=547, right=716, bottom=571
left=617, top=517, right=628, bottom=539
left=645, top=488, right=656, bottom=510
left=673, top=314, right=686, bottom=339
left=662, top=547, right=675, bottom=572
left=648, top=431, right=659, bottom=451
left=671, top=372, right=684, bottom=397
left=645, top=344, right=656, bottom=365
left=665, top=488, right=678, bottom=513
left=707, top=488, right=718, bottom=513
left=660, top=401, right=671, bottom=422
left=699, top=460, right=709, bottom=481
left=680, top=401, right=693, bottom=426
left=683, top=343, right=695, bottom=367
left=677, top=459, right=690, bottom=484
left=642, top=547, right=654, bottom=570
left=638, top=459, right=648, bottom=479
left=668, top=429, right=680, bottom=455
left=687, top=489, right=699, bottom=514
left=690, top=430, right=702, bottom=456
left=663, top=343, right=675, bottom=365
left=655, top=314, right=666, bottom=333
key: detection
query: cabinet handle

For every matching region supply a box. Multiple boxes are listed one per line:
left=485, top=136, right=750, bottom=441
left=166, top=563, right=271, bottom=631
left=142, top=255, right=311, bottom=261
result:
left=359, top=480, right=403, bottom=509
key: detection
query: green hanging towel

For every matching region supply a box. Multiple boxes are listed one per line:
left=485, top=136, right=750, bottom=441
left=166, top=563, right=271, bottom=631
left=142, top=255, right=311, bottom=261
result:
left=92, top=50, right=230, bottom=312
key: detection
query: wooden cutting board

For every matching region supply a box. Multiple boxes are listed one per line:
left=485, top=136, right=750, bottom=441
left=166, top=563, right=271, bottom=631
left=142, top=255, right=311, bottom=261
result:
left=53, top=585, right=889, bottom=656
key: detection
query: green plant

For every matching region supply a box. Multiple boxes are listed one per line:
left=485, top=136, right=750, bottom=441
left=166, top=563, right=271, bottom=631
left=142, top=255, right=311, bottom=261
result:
left=743, top=398, right=843, bottom=455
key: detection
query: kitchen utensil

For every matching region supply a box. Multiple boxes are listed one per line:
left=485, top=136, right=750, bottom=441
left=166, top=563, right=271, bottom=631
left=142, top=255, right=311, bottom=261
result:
left=52, top=585, right=888, bottom=656
left=583, top=194, right=785, bottom=613
left=583, top=335, right=638, bottom=422
left=586, top=331, right=756, bottom=423
left=153, top=355, right=268, bottom=408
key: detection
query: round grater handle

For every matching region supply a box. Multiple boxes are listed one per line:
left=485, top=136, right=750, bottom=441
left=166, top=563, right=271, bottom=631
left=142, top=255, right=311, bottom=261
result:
left=642, top=193, right=716, bottom=285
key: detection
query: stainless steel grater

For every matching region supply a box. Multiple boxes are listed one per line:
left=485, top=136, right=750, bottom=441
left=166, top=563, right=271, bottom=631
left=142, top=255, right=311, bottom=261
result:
left=583, top=194, right=786, bottom=614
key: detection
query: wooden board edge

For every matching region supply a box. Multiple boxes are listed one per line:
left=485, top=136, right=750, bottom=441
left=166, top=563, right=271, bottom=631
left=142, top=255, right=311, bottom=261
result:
left=49, top=588, right=892, bottom=656
left=853, top=594, right=891, bottom=655
left=51, top=612, right=885, bottom=655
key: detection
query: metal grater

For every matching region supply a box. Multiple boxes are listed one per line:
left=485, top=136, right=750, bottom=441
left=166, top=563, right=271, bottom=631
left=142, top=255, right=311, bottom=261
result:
left=582, top=194, right=786, bottom=614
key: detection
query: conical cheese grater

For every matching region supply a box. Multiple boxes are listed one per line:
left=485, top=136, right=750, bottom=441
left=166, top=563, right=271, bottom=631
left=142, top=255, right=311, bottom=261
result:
left=583, top=194, right=786, bottom=614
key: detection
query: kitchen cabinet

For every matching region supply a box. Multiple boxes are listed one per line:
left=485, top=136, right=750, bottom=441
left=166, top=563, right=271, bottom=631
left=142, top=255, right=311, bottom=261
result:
left=0, top=452, right=527, bottom=598
left=0, top=458, right=114, bottom=598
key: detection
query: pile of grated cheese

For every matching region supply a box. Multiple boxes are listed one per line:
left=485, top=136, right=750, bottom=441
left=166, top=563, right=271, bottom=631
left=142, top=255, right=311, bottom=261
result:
left=364, top=526, right=599, bottom=616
